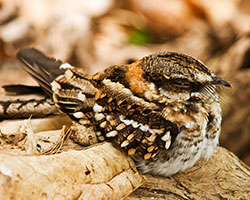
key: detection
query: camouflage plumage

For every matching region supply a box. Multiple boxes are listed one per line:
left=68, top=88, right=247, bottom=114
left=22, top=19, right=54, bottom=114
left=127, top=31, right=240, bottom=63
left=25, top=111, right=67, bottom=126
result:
left=15, top=48, right=230, bottom=176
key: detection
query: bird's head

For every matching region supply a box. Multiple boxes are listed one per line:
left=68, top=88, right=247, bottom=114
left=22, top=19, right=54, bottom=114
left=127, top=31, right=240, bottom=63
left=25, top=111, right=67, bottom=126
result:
left=125, top=51, right=231, bottom=104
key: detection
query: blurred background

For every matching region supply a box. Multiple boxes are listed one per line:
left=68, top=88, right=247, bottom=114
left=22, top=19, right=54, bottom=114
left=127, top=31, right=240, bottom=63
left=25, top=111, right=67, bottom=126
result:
left=0, top=0, right=249, bottom=165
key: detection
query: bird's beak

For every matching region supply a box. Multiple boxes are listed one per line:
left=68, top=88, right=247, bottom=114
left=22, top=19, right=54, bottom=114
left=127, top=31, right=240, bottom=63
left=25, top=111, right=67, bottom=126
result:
left=211, top=76, right=231, bottom=87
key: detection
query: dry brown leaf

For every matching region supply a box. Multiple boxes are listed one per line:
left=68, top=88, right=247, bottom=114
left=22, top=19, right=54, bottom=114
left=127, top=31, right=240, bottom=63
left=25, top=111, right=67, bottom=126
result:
left=0, top=118, right=69, bottom=155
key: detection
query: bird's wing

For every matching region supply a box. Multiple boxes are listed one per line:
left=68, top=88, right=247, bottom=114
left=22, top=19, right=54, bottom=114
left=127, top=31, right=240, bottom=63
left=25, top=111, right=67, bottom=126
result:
left=85, top=65, right=180, bottom=161
left=16, top=48, right=179, bottom=161
left=52, top=63, right=179, bottom=161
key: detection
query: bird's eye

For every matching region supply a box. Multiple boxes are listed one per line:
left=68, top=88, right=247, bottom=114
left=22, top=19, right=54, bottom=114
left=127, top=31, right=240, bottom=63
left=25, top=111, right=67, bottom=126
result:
left=171, top=79, right=192, bottom=89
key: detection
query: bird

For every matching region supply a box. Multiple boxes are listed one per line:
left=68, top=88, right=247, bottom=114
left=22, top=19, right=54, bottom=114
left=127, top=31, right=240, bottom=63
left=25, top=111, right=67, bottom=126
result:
left=16, top=48, right=231, bottom=177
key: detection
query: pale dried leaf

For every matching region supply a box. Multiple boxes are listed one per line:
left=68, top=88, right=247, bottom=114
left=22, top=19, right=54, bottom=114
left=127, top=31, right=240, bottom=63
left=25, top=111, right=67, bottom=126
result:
left=0, top=142, right=143, bottom=200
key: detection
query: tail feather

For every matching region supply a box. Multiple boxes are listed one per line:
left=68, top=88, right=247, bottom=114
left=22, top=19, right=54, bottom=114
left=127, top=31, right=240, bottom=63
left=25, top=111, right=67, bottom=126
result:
left=2, top=84, right=44, bottom=95
left=16, top=48, right=98, bottom=122
left=16, top=48, right=65, bottom=96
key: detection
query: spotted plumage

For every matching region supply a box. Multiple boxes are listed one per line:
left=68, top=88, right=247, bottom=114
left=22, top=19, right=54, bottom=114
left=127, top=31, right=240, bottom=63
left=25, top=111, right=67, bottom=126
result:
left=16, top=48, right=230, bottom=177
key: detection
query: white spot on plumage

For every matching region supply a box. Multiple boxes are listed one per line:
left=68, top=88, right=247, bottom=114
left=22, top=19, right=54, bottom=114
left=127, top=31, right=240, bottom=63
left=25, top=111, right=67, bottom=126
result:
left=59, top=63, right=73, bottom=69
left=65, top=69, right=73, bottom=79
left=165, top=140, right=171, bottom=149
left=144, top=82, right=159, bottom=101
left=102, top=79, right=112, bottom=85
left=121, top=140, right=130, bottom=148
left=100, top=121, right=107, bottom=128
left=122, top=119, right=132, bottom=126
left=116, top=123, right=126, bottom=130
left=148, top=82, right=156, bottom=91
left=106, top=115, right=112, bottom=121
left=73, top=111, right=84, bottom=119
left=95, top=113, right=105, bottom=121
left=120, top=115, right=154, bottom=133
left=131, top=121, right=139, bottom=128
left=51, top=81, right=61, bottom=91
left=123, top=88, right=132, bottom=95
left=102, top=79, right=126, bottom=93
left=79, top=119, right=89, bottom=125
left=149, top=129, right=155, bottom=134
left=139, top=125, right=149, bottom=132
left=106, top=130, right=118, bottom=137
left=93, top=103, right=103, bottom=113
left=161, top=131, right=170, bottom=141
left=119, top=115, right=125, bottom=121
left=77, top=92, right=86, bottom=101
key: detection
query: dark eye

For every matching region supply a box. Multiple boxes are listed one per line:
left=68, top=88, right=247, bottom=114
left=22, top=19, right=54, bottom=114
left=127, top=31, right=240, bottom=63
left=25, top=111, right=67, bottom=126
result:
left=172, top=79, right=192, bottom=89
